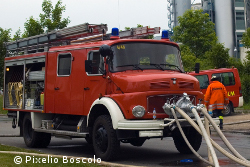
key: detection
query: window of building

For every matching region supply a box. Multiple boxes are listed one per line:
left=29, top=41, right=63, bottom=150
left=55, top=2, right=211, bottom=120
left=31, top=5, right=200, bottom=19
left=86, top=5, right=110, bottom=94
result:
left=235, top=0, right=245, bottom=7
left=236, top=19, right=246, bottom=30
left=87, top=51, right=104, bottom=75
left=57, top=53, right=72, bottom=76
left=236, top=17, right=244, bottom=20
left=236, top=12, right=244, bottom=15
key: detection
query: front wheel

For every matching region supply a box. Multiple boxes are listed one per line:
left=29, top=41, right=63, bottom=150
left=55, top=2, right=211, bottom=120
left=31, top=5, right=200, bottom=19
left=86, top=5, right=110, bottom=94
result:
left=23, top=113, right=51, bottom=148
left=93, top=115, right=120, bottom=161
left=172, top=127, right=202, bottom=154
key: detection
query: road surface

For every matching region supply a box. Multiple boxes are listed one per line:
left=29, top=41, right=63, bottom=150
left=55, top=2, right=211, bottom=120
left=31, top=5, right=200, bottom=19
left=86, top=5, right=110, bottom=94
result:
left=0, top=115, right=250, bottom=167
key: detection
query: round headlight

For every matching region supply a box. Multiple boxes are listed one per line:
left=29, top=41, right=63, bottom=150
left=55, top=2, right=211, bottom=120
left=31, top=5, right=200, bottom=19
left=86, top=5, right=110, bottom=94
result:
left=132, top=105, right=145, bottom=118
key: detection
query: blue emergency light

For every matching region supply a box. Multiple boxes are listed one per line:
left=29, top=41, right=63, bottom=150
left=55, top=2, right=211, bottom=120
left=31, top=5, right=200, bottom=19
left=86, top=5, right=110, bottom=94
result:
left=111, top=27, right=119, bottom=36
left=161, top=30, right=169, bottom=39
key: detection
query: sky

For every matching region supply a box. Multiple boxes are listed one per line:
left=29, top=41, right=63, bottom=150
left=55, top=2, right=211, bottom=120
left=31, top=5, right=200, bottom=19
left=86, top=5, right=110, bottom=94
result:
left=0, top=0, right=201, bottom=37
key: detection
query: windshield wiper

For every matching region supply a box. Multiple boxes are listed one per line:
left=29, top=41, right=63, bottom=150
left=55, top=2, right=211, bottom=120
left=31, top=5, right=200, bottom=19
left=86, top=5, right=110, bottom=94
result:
left=116, top=64, right=143, bottom=71
left=150, top=63, right=183, bottom=73
left=149, top=63, right=165, bottom=71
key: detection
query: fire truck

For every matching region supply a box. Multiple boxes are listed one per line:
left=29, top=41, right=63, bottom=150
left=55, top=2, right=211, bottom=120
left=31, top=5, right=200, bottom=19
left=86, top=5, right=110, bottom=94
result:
left=189, top=66, right=243, bottom=116
left=3, top=23, right=203, bottom=160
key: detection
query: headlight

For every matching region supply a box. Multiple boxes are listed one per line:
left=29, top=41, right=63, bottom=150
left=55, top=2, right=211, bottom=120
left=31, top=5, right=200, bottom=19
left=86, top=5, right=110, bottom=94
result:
left=132, top=105, right=145, bottom=118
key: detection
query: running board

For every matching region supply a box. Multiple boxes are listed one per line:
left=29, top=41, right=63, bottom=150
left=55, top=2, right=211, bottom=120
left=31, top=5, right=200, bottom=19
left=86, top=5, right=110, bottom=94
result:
left=34, top=128, right=88, bottom=137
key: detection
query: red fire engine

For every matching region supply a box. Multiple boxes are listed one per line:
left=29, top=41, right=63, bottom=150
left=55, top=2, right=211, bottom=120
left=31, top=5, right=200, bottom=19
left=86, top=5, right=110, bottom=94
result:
left=3, top=23, right=203, bottom=160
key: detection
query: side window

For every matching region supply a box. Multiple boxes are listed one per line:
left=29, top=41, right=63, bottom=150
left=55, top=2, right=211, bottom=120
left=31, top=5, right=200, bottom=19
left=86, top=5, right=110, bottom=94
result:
left=194, top=75, right=209, bottom=89
left=58, top=53, right=72, bottom=76
left=221, top=72, right=235, bottom=86
left=88, top=51, right=104, bottom=75
left=211, top=73, right=222, bottom=82
left=212, top=72, right=235, bottom=86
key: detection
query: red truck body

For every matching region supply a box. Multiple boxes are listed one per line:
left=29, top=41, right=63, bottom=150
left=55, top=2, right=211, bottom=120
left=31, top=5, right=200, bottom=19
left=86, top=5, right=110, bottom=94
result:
left=3, top=23, right=204, bottom=160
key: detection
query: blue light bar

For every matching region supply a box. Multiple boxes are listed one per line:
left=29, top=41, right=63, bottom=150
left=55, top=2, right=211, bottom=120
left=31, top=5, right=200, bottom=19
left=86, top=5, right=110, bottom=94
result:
left=111, top=27, right=119, bottom=36
left=161, top=30, right=169, bottom=39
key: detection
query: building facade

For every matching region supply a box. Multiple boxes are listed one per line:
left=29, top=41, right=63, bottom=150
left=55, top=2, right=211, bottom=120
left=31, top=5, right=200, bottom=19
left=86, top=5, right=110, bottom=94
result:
left=201, top=0, right=248, bottom=59
left=167, top=0, right=249, bottom=60
left=167, top=0, right=191, bottom=31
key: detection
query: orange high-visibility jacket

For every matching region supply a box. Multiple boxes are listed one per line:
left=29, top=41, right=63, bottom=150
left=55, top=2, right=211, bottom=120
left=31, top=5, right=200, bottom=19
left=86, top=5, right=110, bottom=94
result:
left=204, top=81, right=229, bottom=110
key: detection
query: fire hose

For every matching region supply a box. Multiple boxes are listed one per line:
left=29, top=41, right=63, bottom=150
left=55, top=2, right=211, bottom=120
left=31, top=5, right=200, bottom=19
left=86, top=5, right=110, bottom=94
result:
left=163, top=93, right=250, bottom=167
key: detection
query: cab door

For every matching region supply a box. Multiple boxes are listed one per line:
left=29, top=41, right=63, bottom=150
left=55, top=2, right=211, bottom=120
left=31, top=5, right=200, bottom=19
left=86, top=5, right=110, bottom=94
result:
left=54, top=52, right=72, bottom=114
left=83, top=50, right=106, bottom=113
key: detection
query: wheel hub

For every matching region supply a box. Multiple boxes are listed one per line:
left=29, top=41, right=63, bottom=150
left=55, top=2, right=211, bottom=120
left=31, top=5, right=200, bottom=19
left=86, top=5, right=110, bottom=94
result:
left=95, top=126, right=108, bottom=152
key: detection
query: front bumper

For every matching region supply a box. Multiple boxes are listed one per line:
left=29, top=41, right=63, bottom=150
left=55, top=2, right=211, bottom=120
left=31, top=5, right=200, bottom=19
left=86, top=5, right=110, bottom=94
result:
left=117, top=119, right=190, bottom=138
left=239, top=96, right=244, bottom=107
left=117, top=118, right=219, bottom=138
left=117, top=120, right=165, bottom=130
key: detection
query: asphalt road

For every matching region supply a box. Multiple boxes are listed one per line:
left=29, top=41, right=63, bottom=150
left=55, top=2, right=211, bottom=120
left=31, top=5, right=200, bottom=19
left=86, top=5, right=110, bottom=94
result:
left=0, top=116, right=250, bottom=167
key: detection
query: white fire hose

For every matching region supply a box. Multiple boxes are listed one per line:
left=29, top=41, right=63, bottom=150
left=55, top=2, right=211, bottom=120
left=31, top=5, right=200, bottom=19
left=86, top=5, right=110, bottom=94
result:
left=174, top=106, right=250, bottom=167
left=163, top=93, right=250, bottom=167
left=170, top=108, right=215, bottom=166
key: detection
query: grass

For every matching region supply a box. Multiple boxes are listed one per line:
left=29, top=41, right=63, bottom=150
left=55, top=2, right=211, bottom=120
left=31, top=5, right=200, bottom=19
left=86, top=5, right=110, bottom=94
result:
left=0, top=144, right=101, bottom=167
left=242, top=102, right=250, bottom=110
left=0, top=95, right=7, bottom=115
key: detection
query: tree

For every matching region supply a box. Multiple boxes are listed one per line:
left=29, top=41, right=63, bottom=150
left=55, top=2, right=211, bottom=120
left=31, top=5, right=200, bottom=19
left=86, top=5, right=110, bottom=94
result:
left=172, top=9, right=217, bottom=59
left=22, top=0, right=70, bottom=37
left=204, top=43, right=230, bottom=68
left=23, top=16, right=44, bottom=37
left=40, top=0, right=70, bottom=31
left=13, top=28, right=22, bottom=41
left=242, top=27, right=250, bottom=48
left=0, top=28, right=11, bottom=88
left=240, top=27, right=250, bottom=103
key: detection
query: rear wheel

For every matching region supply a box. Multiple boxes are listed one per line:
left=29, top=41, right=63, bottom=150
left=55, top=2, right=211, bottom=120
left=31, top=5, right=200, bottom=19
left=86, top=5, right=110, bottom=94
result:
left=23, top=113, right=51, bottom=148
left=223, top=102, right=233, bottom=116
left=93, top=115, right=120, bottom=161
left=172, top=127, right=202, bottom=154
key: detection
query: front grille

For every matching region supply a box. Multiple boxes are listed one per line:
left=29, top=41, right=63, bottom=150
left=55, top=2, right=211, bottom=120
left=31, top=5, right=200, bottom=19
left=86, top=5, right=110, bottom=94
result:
left=178, top=81, right=194, bottom=89
left=147, top=94, right=196, bottom=114
left=150, top=81, right=170, bottom=89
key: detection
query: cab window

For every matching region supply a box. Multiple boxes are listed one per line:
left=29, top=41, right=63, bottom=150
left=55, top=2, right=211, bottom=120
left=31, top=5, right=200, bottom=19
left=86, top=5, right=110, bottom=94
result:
left=87, top=51, right=104, bottom=75
left=194, top=75, right=209, bottom=89
left=58, top=53, right=72, bottom=76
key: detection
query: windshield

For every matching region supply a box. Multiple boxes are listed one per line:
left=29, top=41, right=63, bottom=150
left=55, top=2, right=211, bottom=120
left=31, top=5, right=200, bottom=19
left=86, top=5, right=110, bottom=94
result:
left=109, top=42, right=183, bottom=72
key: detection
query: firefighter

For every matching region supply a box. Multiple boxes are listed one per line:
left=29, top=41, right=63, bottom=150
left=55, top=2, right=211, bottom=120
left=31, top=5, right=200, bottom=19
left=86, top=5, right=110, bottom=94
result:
left=204, top=75, right=229, bottom=130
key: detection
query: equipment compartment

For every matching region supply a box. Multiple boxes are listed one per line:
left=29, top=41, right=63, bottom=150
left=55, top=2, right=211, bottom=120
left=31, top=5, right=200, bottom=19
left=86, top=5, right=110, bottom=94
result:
left=4, top=59, right=45, bottom=110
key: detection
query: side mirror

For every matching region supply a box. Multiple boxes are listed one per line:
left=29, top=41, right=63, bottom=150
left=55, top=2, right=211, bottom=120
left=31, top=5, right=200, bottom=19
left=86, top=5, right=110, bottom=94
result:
left=99, top=44, right=112, bottom=57
left=195, top=63, right=200, bottom=73
left=85, top=60, right=92, bottom=73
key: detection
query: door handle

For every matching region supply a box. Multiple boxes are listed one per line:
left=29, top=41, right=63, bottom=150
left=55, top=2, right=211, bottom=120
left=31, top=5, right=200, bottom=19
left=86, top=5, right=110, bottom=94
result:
left=54, top=87, right=60, bottom=90
left=84, top=87, right=90, bottom=90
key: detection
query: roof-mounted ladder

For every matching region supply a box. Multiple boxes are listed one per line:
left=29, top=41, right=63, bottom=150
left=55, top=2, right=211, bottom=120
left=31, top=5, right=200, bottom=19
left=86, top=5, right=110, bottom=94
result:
left=6, top=23, right=108, bottom=57
left=6, top=23, right=160, bottom=57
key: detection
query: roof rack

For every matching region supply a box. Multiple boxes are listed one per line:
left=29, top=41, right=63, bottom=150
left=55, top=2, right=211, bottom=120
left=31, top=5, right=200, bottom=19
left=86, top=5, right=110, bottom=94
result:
left=6, top=23, right=108, bottom=57
left=72, top=26, right=161, bottom=43
left=6, top=24, right=160, bottom=57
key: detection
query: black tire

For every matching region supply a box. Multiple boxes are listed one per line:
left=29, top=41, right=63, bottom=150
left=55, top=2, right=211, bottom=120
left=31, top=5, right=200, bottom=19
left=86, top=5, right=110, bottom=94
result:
left=93, top=115, right=120, bottom=161
left=172, top=127, right=202, bottom=154
left=130, top=138, right=146, bottom=147
left=23, top=113, right=51, bottom=148
left=223, top=102, right=233, bottom=116
left=85, top=136, right=93, bottom=144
